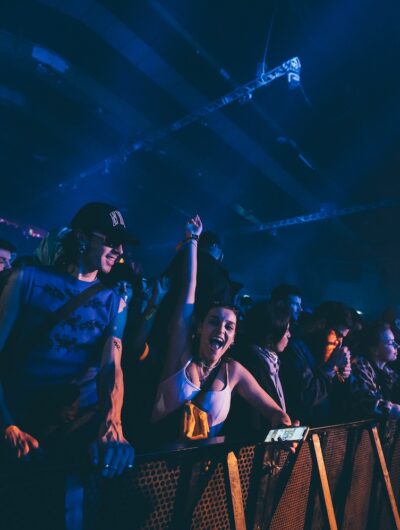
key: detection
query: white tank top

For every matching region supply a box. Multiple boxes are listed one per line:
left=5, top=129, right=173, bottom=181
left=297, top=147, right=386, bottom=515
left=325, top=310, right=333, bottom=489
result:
left=152, top=359, right=232, bottom=437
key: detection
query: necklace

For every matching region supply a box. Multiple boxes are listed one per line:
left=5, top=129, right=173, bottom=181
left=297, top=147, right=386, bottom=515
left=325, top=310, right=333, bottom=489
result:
left=193, top=358, right=222, bottom=384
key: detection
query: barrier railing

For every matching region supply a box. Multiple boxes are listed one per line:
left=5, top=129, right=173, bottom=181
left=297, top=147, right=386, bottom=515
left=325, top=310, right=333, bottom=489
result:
left=2, top=420, right=400, bottom=530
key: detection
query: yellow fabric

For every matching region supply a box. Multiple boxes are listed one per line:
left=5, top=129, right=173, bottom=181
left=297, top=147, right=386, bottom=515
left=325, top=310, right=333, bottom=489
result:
left=181, top=401, right=210, bottom=440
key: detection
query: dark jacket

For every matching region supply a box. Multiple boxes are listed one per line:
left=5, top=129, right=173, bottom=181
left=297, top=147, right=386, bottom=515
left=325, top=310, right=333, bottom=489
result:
left=280, top=338, right=340, bottom=426
left=348, top=355, right=400, bottom=419
left=224, top=345, right=285, bottom=441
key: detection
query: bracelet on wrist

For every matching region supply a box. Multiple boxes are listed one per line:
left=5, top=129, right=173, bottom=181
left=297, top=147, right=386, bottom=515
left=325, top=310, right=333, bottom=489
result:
left=185, top=234, right=199, bottom=241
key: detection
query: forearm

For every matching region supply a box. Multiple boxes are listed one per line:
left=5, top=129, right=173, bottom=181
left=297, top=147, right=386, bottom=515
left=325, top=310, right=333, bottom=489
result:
left=234, top=363, right=292, bottom=426
left=180, top=239, right=198, bottom=306
left=98, top=338, right=124, bottom=431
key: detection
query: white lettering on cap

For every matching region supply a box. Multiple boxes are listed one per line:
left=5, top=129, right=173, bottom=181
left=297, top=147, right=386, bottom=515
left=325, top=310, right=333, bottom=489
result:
left=109, top=210, right=126, bottom=227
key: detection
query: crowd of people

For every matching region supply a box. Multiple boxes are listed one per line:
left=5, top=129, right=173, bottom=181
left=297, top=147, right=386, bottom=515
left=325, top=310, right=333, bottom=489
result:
left=0, top=202, right=399, bottom=478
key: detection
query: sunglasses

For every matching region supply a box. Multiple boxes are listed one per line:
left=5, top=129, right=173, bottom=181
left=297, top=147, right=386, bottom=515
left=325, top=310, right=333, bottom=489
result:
left=91, top=232, right=124, bottom=250
left=0, top=253, right=16, bottom=268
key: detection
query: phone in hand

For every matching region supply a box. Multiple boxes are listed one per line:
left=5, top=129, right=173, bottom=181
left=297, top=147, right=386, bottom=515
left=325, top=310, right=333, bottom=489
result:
left=265, top=426, right=309, bottom=443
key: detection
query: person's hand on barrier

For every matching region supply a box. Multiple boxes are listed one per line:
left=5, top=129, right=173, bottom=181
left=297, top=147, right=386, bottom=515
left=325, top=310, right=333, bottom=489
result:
left=91, top=422, right=135, bottom=478
left=4, top=425, right=40, bottom=460
left=288, top=419, right=301, bottom=454
left=270, top=413, right=300, bottom=454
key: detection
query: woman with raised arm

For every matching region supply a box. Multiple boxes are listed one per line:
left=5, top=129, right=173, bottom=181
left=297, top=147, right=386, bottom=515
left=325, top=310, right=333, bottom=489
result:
left=151, top=215, right=292, bottom=443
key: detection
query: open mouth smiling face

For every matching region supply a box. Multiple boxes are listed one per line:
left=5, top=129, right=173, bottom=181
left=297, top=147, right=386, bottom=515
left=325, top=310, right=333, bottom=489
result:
left=209, top=336, right=226, bottom=351
left=198, top=306, right=237, bottom=361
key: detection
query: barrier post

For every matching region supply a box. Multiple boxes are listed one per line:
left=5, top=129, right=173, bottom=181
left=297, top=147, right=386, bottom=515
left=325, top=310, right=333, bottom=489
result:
left=310, top=433, right=338, bottom=530
left=225, top=451, right=247, bottom=530
left=370, top=426, right=400, bottom=530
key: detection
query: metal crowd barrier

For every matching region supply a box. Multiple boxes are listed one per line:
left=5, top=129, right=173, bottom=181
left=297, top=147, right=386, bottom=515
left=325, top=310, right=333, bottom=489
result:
left=2, top=420, right=400, bottom=529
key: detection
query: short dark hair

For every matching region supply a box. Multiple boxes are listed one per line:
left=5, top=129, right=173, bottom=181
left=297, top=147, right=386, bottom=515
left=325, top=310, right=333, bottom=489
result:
left=243, top=300, right=290, bottom=348
left=0, top=239, right=16, bottom=253
left=313, top=301, right=353, bottom=331
left=271, top=283, right=302, bottom=303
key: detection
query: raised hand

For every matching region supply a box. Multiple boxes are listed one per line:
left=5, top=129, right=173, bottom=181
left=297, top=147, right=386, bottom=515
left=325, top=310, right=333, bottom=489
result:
left=185, top=214, right=203, bottom=239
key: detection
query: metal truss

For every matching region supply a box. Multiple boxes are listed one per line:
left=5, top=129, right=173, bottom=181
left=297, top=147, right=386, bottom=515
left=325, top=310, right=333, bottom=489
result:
left=0, top=216, right=46, bottom=239
left=63, top=57, right=301, bottom=187
left=0, top=197, right=395, bottom=242
left=230, top=199, right=396, bottom=236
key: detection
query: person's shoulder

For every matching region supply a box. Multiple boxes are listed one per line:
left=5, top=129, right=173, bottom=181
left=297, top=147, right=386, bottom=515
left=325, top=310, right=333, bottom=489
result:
left=23, top=263, right=62, bottom=277
left=352, top=355, right=375, bottom=376
left=284, top=338, right=310, bottom=356
left=226, top=357, right=241, bottom=370
left=17, top=263, right=56, bottom=283
left=226, top=357, right=248, bottom=378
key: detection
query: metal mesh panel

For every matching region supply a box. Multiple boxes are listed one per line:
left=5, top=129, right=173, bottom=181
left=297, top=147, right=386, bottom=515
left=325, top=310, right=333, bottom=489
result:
left=124, top=459, right=181, bottom=529
left=306, top=427, right=350, bottom=530
left=2, top=421, right=399, bottom=530
left=86, top=458, right=181, bottom=530
left=190, top=461, right=231, bottom=530
left=321, top=426, right=349, bottom=496
left=375, top=420, right=400, bottom=530
left=236, top=444, right=256, bottom=508
left=342, top=429, right=375, bottom=530
left=384, top=421, right=400, bottom=502
left=269, top=441, right=313, bottom=530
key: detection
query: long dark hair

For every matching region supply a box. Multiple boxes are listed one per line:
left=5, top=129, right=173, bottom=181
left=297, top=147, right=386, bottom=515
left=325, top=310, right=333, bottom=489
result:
left=34, top=227, right=83, bottom=270
left=243, top=300, right=290, bottom=349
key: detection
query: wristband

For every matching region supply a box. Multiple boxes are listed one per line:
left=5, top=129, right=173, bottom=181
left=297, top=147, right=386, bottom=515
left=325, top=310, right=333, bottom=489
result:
left=185, top=234, right=199, bottom=241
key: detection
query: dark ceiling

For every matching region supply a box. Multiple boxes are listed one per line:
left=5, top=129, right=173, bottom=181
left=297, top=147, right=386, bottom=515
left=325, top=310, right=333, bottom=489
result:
left=0, top=0, right=399, bottom=314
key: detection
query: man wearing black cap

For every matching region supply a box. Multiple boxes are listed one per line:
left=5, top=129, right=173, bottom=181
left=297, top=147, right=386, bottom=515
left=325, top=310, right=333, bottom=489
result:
left=0, top=203, right=135, bottom=478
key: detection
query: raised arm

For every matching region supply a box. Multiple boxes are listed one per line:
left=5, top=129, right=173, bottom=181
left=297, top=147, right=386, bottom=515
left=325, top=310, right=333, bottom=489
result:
left=91, top=298, right=134, bottom=477
left=230, top=360, right=292, bottom=428
left=161, top=215, right=203, bottom=380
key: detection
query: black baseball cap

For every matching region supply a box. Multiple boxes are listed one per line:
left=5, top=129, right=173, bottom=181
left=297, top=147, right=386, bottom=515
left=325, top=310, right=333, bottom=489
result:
left=0, top=239, right=16, bottom=253
left=70, top=202, right=139, bottom=245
